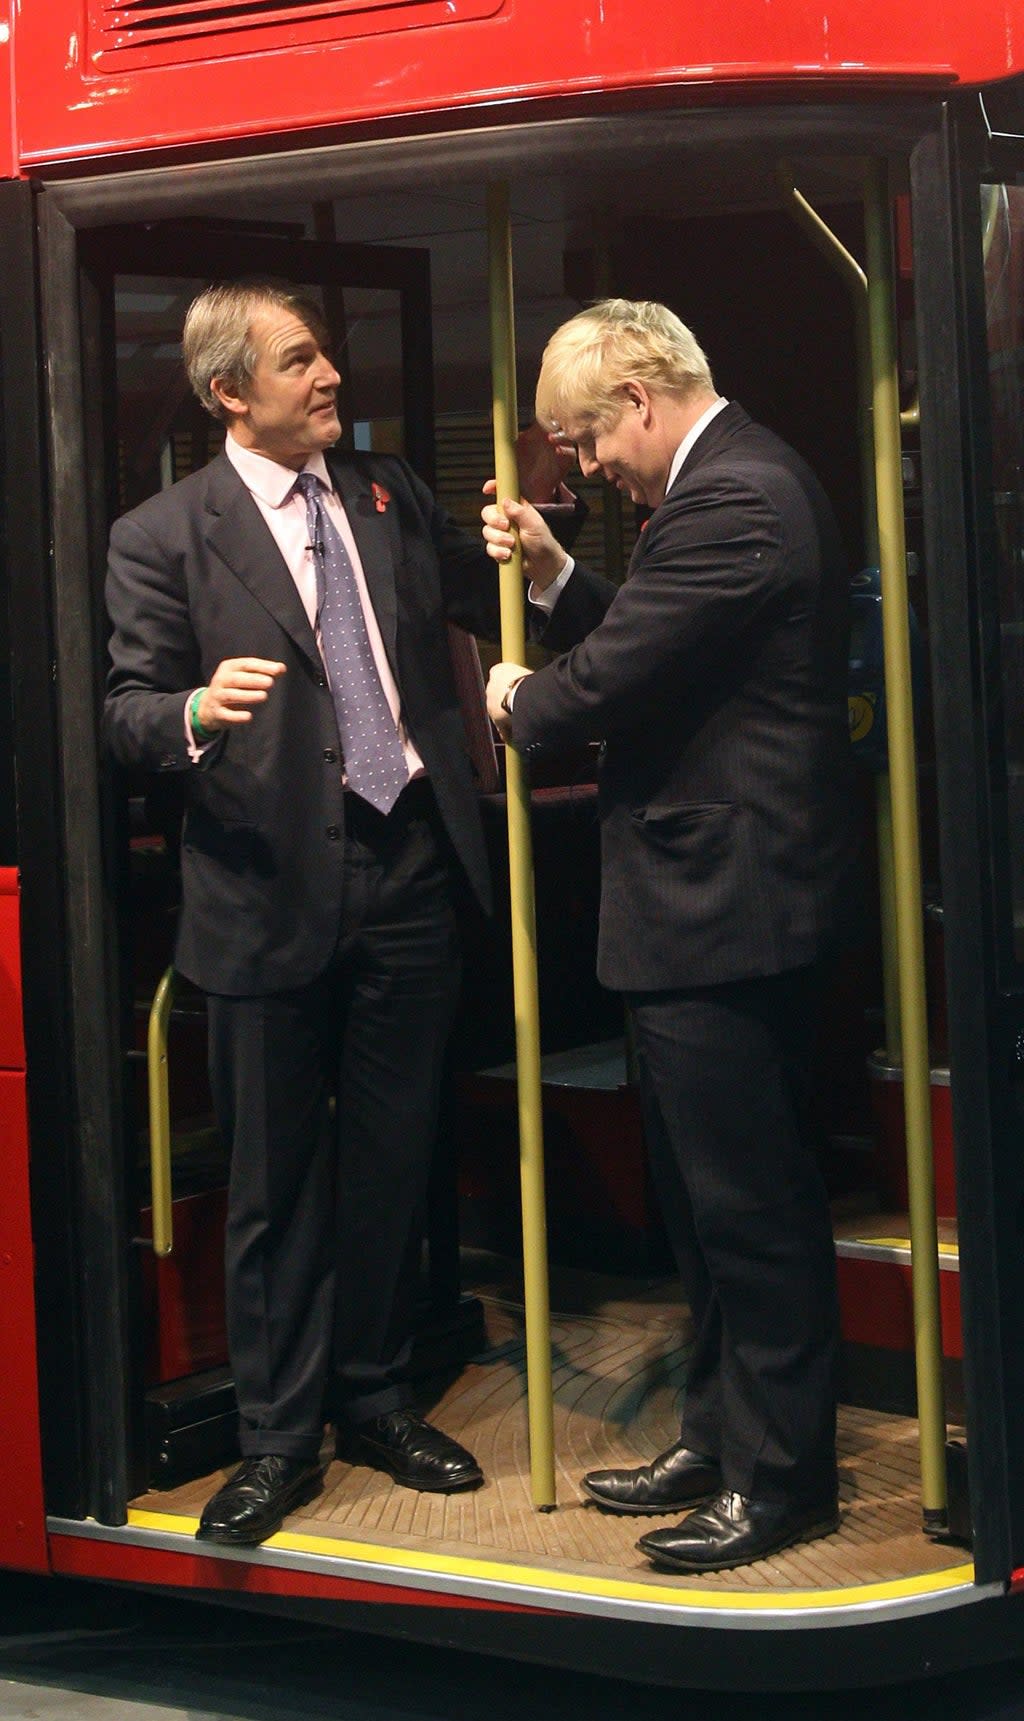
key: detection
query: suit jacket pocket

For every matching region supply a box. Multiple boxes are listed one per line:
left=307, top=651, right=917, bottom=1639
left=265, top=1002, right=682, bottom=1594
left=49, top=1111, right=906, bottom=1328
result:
left=630, top=801, right=737, bottom=880
left=183, top=805, right=274, bottom=879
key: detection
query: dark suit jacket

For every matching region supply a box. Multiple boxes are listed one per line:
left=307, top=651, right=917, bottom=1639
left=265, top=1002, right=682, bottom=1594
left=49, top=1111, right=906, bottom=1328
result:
left=104, top=448, right=504, bottom=996
left=510, top=403, right=856, bottom=993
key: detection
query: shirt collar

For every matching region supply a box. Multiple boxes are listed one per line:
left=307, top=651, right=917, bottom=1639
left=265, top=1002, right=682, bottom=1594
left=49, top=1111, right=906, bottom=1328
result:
left=225, top=434, right=332, bottom=506
left=665, top=397, right=728, bottom=498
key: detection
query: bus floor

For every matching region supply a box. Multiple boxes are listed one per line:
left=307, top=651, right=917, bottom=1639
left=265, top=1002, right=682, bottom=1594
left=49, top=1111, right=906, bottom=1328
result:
left=129, top=1258, right=969, bottom=1599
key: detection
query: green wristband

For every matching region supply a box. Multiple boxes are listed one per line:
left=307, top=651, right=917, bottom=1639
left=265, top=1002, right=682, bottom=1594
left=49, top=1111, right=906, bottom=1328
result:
left=190, top=687, right=213, bottom=742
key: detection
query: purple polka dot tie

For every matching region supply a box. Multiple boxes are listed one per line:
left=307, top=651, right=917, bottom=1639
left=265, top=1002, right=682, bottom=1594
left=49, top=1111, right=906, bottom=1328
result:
left=295, top=472, right=408, bottom=815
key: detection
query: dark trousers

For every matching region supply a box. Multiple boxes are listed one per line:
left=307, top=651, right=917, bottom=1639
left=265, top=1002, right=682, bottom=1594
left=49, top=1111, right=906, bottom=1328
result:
left=207, top=783, right=462, bottom=1463
left=628, top=964, right=839, bottom=1506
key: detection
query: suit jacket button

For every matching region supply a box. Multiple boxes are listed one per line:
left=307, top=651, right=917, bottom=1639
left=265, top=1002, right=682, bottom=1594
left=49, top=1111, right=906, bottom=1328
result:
left=326, top=825, right=341, bottom=841
left=323, top=748, right=338, bottom=764
left=316, top=674, right=327, bottom=688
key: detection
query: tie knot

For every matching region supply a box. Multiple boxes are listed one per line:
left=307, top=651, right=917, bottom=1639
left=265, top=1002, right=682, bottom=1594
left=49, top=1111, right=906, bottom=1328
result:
left=293, top=471, right=322, bottom=503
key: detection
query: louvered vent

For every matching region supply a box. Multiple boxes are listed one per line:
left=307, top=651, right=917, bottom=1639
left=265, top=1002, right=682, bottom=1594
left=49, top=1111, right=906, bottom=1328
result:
left=92, top=0, right=502, bottom=70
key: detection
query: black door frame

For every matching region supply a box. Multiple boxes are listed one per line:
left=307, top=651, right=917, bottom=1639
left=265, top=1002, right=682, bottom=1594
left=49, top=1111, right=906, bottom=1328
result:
left=912, top=84, right=1024, bottom=1586
left=0, top=180, right=92, bottom=1523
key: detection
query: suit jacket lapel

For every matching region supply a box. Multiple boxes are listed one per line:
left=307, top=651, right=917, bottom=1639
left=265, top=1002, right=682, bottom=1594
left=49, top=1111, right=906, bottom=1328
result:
left=331, top=457, right=399, bottom=671
left=203, top=454, right=321, bottom=673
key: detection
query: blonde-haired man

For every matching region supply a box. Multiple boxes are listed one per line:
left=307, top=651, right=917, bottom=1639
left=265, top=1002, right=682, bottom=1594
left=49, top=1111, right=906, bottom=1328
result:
left=533, top=297, right=714, bottom=434
left=483, top=299, right=855, bottom=1574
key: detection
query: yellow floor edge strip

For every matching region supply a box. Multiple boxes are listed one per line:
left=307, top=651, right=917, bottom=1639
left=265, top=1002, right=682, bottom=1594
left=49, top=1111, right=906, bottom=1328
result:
left=849, top=1238, right=959, bottom=1257
left=125, top=1508, right=975, bottom=1613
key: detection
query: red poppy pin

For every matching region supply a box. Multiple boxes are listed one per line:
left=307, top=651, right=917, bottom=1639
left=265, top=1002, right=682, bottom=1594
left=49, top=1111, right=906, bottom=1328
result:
left=371, top=482, right=391, bottom=514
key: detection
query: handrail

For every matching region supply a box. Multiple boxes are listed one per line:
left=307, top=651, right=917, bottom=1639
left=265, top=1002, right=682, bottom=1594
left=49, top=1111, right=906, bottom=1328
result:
left=487, top=180, right=556, bottom=1510
left=777, top=164, right=902, bottom=1064
left=776, top=165, right=876, bottom=565
left=864, top=158, right=947, bottom=1531
left=146, top=965, right=176, bottom=1258
left=780, top=163, right=947, bottom=1531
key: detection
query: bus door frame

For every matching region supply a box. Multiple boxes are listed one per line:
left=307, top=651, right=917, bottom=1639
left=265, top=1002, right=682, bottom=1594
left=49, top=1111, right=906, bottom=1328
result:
left=0, top=178, right=86, bottom=1544
left=912, top=82, right=1024, bottom=1586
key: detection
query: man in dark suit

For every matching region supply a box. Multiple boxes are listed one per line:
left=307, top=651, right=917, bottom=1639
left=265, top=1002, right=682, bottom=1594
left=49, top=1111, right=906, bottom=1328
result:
left=104, top=280, right=569, bottom=1546
left=483, top=298, right=855, bottom=1573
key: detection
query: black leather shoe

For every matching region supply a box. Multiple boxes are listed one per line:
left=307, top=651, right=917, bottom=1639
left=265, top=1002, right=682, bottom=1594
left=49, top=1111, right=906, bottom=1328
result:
left=637, top=1488, right=840, bottom=1573
left=195, top=1455, right=323, bottom=1547
left=581, top=1442, right=721, bottom=1515
left=341, top=1411, right=483, bottom=1492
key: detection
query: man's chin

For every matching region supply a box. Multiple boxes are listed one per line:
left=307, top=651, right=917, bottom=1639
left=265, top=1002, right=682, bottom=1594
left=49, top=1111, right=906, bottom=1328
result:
left=312, top=410, right=342, bottom=440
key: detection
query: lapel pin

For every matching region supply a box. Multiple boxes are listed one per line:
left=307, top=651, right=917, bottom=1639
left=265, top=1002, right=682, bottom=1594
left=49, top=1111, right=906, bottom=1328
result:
left=371, top=482, right=391, bottom=514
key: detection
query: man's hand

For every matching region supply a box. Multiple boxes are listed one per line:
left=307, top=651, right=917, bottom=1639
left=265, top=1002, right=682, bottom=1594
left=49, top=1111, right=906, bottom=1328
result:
left=197, top=658, right=287, bottom=732
left=481, top=494, right=566, bottom=591
left=486, top=661, right=531, bottom=740
left=514, top=420, right=576, bottom=503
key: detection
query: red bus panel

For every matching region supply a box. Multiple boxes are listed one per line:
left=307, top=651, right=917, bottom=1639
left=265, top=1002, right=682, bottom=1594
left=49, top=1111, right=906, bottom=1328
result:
left=0, top=871, right=48, bottom=1573
left=11, top=0, right=1024, bottom=173
left=0, top=4, right=13, bottom=181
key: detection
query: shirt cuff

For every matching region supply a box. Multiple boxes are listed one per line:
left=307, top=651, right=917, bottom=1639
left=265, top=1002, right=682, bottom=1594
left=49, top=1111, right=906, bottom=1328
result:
left=528, top=555, right=574, bottom=613
left=537, top=483, right=578, bottom=510
left=185, top=690, right=212, bottom=764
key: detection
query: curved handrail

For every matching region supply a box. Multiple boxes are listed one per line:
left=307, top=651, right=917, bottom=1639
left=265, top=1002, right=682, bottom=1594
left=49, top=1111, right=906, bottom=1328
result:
left=146, top=965, right=176, bottom=1258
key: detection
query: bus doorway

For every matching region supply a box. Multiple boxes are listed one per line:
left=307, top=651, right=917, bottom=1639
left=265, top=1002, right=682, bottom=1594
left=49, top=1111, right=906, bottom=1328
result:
left=23, top=106, right=1022, bottom=1682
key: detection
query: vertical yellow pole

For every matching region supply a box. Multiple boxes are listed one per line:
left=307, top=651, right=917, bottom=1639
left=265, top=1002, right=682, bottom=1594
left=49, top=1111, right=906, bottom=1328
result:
left=147, top=966, right=176, bottom=1259
left=864, top=159, right=947, bottom=1529
left=876, top=777, right=902, bottom=1063
left=487, top=181, right=556, bottom=1509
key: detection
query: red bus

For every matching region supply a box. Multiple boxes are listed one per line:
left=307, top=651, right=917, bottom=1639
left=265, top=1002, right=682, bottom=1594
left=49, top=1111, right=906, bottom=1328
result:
left=4, top=0, right=1024, bottom=1689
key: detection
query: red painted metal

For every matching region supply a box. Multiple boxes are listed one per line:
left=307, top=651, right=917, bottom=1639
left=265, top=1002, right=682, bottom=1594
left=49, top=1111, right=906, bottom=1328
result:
left=0, top=870, right=49, bottom=1574
left=0, top=4, right=13, bottom=181
left=0, top=864, right=25, bottom=1071
left=50, top=1530, right=554, bottom=1614
left=8, top=0, right=1024, bottom=174
left=140, top=1189, right=229, bottom=1383
left=869, top=1063, right=958, bottom=1220
left=837, top=1254, right=964, bottom=1360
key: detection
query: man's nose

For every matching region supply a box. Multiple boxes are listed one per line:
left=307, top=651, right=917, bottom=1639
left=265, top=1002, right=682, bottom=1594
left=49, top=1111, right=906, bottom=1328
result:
left=317, top=355, right=341, bottom=389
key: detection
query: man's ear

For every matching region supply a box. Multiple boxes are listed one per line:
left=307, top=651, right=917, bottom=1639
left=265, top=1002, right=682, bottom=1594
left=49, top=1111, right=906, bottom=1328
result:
left=623, top=380, right=653, bottom=422
left=210, top=374, right=247, bottom=422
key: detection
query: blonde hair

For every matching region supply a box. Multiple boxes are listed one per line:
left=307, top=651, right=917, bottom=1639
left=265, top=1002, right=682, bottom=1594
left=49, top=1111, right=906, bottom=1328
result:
left=182, top=281, right=329, bottom=421
left=535, top=299, right=714, bottom=433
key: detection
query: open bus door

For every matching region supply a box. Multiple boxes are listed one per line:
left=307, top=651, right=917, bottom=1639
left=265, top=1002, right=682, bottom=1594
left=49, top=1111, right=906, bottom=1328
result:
left=912, top=88, right=1024, bottom=1588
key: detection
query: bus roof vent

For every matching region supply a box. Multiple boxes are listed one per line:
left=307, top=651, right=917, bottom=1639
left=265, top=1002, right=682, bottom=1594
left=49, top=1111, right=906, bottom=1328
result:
left=91, top=0, right=502, bottom=71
